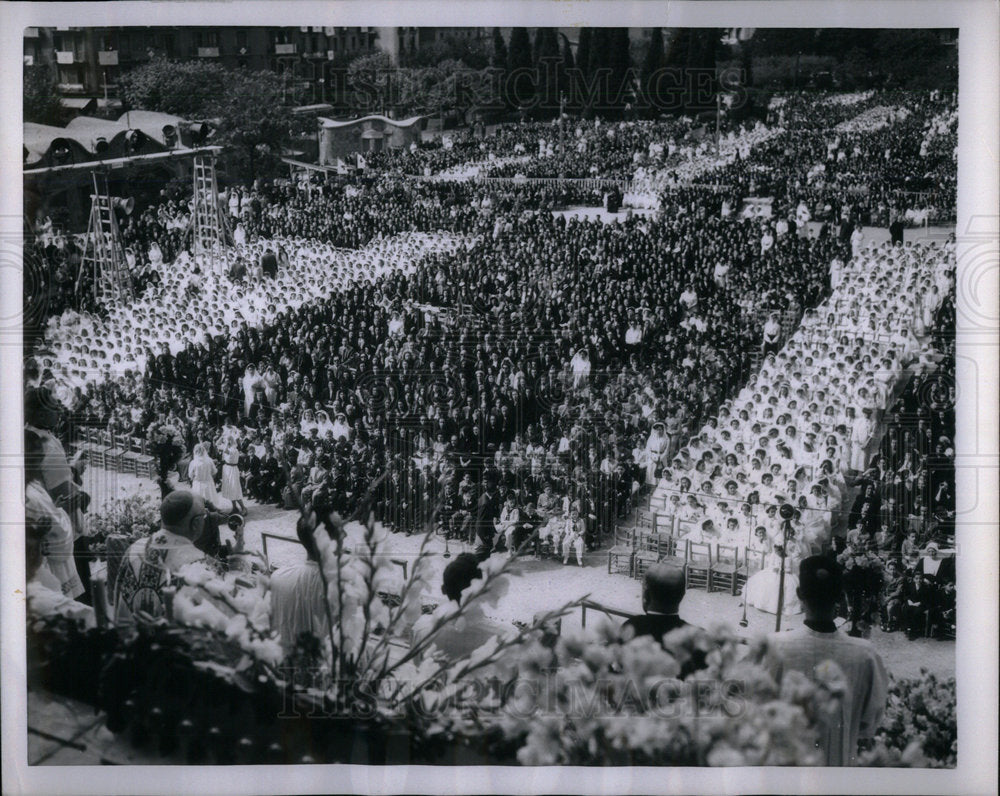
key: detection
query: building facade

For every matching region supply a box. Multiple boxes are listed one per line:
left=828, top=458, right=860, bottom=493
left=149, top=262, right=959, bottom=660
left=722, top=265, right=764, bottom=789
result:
left=25, top=26, right=486, bottom=105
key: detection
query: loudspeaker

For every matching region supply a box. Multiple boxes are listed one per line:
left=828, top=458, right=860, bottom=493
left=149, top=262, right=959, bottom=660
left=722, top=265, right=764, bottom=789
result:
left=112, top=197, right=135, bottom=215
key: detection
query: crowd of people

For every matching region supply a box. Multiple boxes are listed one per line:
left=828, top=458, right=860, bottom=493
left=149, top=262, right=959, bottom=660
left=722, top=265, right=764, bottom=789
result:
left=23, top=89, right=957, bottom=650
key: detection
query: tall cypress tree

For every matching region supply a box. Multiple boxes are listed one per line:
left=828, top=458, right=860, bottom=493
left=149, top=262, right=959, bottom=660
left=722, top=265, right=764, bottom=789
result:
left=507, top=27, right=535, bottom=108
left=588, top=28, right=611, bottom=113
left=558, top=31, right=575, bottom=105
left=491, top=27, right=507, bottom=70
left=642, top=27, right=665, bottom=114
left=608, top=28, right=632, bottom=114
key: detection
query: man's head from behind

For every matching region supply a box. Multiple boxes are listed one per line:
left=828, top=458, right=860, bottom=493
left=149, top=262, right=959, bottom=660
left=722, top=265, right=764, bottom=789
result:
left=642, top=563, right=686, bottom=615
left=796, top=555, right=844, bottom=618
left=160, top=490, right=207, bottom=544
left=442, top=553, right=482, bottom=604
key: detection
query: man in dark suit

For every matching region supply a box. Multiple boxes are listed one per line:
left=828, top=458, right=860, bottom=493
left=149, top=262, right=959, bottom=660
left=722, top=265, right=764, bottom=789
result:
left=621, top=563, right=694, bottom=644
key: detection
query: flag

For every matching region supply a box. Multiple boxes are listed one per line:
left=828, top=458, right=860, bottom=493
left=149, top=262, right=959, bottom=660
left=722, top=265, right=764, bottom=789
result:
left=336, top=158, right=347, bottom=175
left=356, top=153, right=366, bottom=170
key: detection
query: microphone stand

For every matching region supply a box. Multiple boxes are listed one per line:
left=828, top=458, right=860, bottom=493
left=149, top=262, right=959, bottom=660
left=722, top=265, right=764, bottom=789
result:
left=775, top=517, right=792, bottom=632
left=739, top=519, right=752, bottom=627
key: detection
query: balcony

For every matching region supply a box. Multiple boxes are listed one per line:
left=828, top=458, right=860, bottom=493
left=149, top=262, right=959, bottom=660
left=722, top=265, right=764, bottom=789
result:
left=98, top=51, right=119, bottom=66
left=24, top=55, right=34, bottom=66
left=24, top=27, right=39, bottom=38
left=198, top=46, right=220, bottom=57
left=275, top=43, right=296, bottom=55
left=56, top=51, right=77, bottom=65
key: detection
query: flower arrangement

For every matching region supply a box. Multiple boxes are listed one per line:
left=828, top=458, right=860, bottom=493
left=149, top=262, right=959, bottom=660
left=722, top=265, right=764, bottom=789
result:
left=459, top=622, right=836, bottom=766
left=88, top=492, right=162, bottom=542
left=861, top=669, right=957, bottom=768
left=147, top=420, right=187, bottom=482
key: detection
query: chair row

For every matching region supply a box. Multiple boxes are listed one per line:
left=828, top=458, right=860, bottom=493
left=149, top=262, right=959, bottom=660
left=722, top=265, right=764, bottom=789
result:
left=74, top=427, right=157, bottom=480
left=608, top=527, right=768, bottom=596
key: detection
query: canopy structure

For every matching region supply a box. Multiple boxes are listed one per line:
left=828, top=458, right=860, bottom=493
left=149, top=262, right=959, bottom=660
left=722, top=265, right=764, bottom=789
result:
left=24, top=111, right=201, bottom=169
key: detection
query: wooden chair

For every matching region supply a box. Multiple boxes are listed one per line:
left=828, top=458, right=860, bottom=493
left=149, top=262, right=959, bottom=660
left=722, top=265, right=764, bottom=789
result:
left=133, top=438, right=157, bottom=481
left=655, top=513, right=675, bottom=535
left=84, top=427, right=109, bottom=469
left=685, top=542, right=712, bottom=591
left=632, top=531, right=663, bottom=580
left=709, top=544, right=740, bottom=595
left=102, top=430, right=126, bottom=472
left=737, top=547, right=768, bottom=595
left=648, top=494, right=666, bottom=511
left=607, top=526, right=635, bottom=577
left=658, top=535, right=688, bottom=570
left=675, top=519, right=697, bottom=539
left=635, top=509, right=655, bottom=531
left=118, top=434, right=141, bottom=475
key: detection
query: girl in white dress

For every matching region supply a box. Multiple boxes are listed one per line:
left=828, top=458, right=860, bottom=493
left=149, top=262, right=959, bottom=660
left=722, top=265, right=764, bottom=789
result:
left=188, top=443, right=220, bottom=505
left=221, top=440, right=246, bottom=514
left=744, top=534, right=803, bottom=616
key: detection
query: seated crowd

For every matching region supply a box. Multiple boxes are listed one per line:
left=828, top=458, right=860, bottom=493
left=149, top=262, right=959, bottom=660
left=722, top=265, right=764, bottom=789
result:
left=23, top=90, right=955, bottom=648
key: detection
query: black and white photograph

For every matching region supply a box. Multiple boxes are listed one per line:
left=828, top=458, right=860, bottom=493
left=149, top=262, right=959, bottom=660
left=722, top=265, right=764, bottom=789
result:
left=1, top=2, right=997, bottom=794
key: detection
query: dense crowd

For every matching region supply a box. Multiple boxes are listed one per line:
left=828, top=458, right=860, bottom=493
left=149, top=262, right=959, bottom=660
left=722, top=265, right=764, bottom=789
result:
left=24, top=88, right=956, bottom=618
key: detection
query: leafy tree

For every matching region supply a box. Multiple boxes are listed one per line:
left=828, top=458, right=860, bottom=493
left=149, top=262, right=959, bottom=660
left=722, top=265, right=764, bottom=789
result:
left=23, top=65, right=67, bottom=127
left=117, top=56, right=288, bottom=184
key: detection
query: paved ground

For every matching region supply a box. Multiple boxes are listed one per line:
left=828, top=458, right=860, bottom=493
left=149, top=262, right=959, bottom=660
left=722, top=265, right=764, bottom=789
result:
left=80, top=465, right=954, bottom=684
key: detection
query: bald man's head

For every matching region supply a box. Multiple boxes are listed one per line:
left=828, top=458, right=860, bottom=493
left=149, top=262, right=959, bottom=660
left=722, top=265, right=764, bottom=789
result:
left=642, top=563, right=686, bottom=615
left=160, top=490, right=206, bottom=541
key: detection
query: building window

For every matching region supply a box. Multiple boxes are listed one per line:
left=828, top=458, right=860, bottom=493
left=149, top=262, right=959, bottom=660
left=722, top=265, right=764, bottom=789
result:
left=237, top=30, right=248, bottom=50
left=198, top=30, right=219, bottom=48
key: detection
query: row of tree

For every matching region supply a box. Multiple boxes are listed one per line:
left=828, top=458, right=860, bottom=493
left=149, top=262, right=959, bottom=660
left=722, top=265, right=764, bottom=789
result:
left=486, top=27, right=722, bottom=118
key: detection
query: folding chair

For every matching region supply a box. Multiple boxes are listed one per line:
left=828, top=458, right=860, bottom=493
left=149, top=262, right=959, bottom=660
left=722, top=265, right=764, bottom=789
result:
left=607, top=526, right=635, bottom=577
left=738, top=546, right=768, bottom=595
left=685, top=542, right=712, bottom=591
left=709, top=544, right=740, bottom=594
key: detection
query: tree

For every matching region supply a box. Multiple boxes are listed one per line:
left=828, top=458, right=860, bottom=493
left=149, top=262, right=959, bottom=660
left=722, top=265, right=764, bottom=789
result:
left=641, top=28, right=665, bottom=114
left=506, top=27, right=534, bottom=108
left=558, top=32, right=575, bottom=102
left=23, top=65, right=67, bottom=127
left=533, top=28, right=561, bottom=111
left=576, top=28, right=593, bottom=78
left=118, top=56, right=229, bottom=119
left=118, top=56, right=289, bottom=184
left=608, top=28, right=632, bottom=113
left=491, top=28, right=508, bottom=71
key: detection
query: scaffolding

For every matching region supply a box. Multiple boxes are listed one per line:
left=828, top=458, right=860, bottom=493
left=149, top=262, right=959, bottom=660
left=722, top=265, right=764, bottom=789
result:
left=76, top=171, right=133, bottom=305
